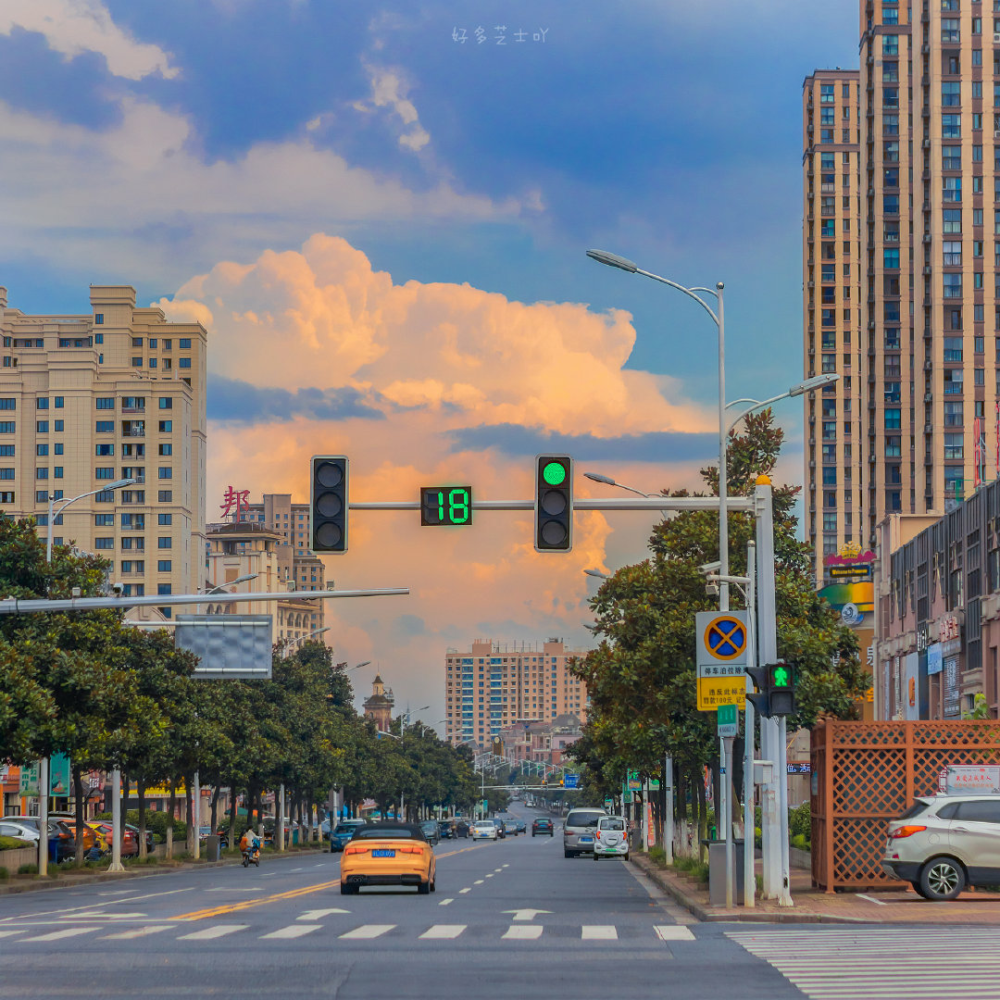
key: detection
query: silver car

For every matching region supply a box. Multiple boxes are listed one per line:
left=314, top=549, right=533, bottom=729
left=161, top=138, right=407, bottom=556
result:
left=563, top=808, right=607, bottom=858
left=882, top=794, right=1000, bottom=900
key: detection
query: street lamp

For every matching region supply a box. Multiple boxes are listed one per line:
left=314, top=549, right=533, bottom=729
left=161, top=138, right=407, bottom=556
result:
left=284, top=625, right=331, bottom=648
left=46, top=479, right=136, bottom=563
left=588, top=248, right=730, bottom=607
left=726, top=373, right=840, bottom=428
left=201, top=573, right=258, bottom=594
left=583, top=472, right=660, bottom=499
left=583, top=568, right=609, bottom=580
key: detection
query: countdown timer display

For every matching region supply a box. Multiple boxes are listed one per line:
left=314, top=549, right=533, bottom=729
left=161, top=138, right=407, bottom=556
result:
left=420, top=486, right=473, bottom=526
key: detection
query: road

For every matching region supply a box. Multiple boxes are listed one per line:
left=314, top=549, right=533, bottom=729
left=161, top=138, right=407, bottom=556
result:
left=0, top=803, right=997, bottom=999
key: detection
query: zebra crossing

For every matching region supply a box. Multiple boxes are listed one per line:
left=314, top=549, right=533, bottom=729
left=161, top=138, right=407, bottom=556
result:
left=728, top=928, right=1000, bottom=1000
left=0, top=918, right=696, bottom=947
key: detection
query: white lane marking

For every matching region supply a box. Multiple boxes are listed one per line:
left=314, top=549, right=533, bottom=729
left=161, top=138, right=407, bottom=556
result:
left=339, top=924, right=395, bottom=940
left=8, top=886, right=195, bottom=922
left=260, top=872, right=278, bottom=877
left=503, top=925, right=543, bottom=940
left=177, top=924, right=248, bottom=941
left=419, top=925, right=466, bottom=940
left=101, top=925, right=173, bottom=940
left=655, top=925, right=696, bottom=941
left=0, top=930, right=26, bottom=939
left=261, top=924, right=322, bottom=940
left=474, top=879, right=484, bottom=885
left=97, top=890, right=133, bottom=896
left=61, top=912, right=146, bottom=920
left=857, top=894, right=888, bottom=906
left=23, top=927, right=100, bottom=943
left=582, top=925, right=618, bottom=940
left=438, top=899, right=455, bottom=906
left=206, top=888, right=260, bottom=892
left=288, top=867, right=303, bottom=872
left=502, top=864, right=509, bottom=868
left=485, top=874, right=494, bottom=878
left=494, top=868, right=503, bottom=873
left=459, top=888, right=471, bottom=894
left=298, top=909, right=350, bottom=920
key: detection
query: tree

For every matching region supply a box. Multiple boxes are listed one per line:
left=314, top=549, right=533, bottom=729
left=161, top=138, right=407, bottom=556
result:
left=571, top=411, right=867, bottom=853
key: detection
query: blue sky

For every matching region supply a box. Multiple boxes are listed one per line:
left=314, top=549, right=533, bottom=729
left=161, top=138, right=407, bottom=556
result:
left=0, top=0, right=862, bottom=718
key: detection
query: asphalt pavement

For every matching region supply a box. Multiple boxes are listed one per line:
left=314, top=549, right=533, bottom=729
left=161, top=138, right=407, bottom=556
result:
left=1, top=803, right=994, bottom=999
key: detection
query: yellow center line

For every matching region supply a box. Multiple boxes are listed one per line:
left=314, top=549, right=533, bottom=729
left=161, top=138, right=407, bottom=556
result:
left=171, top=843, right=490, bottom=921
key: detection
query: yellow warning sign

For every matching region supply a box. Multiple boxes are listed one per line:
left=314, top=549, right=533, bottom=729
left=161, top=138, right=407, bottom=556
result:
left=697, top=677, right=746, bottom=712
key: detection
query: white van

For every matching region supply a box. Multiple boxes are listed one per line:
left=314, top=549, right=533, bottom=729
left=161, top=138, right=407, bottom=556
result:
left=592, top=815, right=629, bottom=861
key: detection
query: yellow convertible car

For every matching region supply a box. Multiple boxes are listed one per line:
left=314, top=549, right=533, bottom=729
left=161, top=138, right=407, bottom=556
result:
left=340, top=823, right=437, bottom=895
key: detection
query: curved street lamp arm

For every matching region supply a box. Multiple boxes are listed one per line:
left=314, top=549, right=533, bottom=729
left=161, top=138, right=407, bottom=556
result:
left=634, top=269, right=720, bottom=326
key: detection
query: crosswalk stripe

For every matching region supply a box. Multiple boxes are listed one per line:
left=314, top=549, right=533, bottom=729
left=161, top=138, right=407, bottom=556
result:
left=261, top=924, right=321, bottom=940
left=581, top=925, right=617, bottom=940
left=22, top=927, right=99, bottom=943
left=177, top=924, right=248, bottom=941
left=419, top=925, right=466, bottom=940
left=729, top=929, right=1000, bottom=1000
left=655, top=925, right=695, bottom=941
left=101, top=925, right=173, bottom=940
left=297, top=909, right=349, bottom=920
left=0, top=930, right=26, bottom=939
left=502, top=925, right=543, bottom=940
left=339, top=924, right=395, bottom=940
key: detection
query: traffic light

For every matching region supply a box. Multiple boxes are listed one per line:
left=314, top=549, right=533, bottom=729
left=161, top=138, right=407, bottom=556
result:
left=768, top=660, right=796, bottom=717
left=311, top=456, right=348, bottom=553
left=745, top=661, right=797, bottom=718
left=745, top=664, right=772, bottom=718
left=534, top=455, right=573, bottom=552
left=491, top=736, right=502, bottom=756
left=559, top=778, right=564, bottom=787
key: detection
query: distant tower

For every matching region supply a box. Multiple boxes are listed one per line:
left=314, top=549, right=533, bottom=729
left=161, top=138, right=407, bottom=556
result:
left=363, top=674, right=394, bottom=730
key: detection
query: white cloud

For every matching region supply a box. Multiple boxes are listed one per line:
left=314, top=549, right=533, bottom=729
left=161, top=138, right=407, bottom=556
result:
left=356, top=64, right=431, bottom=152
left=0, top=0, right=178, bottom=80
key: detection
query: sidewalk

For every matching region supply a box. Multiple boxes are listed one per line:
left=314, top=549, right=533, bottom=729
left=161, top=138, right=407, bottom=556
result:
left=630, top=851, right=1000, bottom=924
left=0, top=845, right=328, bottom=897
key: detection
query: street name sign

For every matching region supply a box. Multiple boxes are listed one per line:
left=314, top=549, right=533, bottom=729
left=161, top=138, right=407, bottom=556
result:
left=717, top=703, right=739, bottom=737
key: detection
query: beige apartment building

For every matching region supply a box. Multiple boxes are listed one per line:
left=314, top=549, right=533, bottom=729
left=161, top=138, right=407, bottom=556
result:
left=444, top=638, right=589, bottom=749
left=0, top=285, right=206, bottom=613
left=805, top=1, right=1000, bottom=586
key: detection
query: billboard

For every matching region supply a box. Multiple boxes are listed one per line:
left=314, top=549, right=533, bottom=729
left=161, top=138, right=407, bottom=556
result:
left=174, top=614, right=273, bottom=679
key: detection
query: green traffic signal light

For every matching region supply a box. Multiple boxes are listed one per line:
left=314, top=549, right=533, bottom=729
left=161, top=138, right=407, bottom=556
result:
left=771, top=664, right=791, bottom=688
left=543, top=461, right=567, bottom=486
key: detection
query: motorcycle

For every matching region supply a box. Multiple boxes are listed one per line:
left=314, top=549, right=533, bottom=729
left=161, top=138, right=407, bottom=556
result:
left=241, top=844, right=261, bottom=867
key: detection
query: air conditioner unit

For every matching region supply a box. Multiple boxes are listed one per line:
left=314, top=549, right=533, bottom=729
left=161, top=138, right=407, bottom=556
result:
left=994, top=130, right=1000, bottom=139
left=993, top=33, right=1000, bottom=44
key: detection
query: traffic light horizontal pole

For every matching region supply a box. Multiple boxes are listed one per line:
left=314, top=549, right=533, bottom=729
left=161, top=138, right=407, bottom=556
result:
left=0, top=588, right=409, bottom=615
left=349, top=498, right=754, bottom=512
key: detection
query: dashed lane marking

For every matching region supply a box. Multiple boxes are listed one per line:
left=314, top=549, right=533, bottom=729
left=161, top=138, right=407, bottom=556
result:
left=339, top=924, right=395, bottom=940
left=22, top=927, right=99, bottom=943
left=582, top=925, right=618, bottom=940
left=438, top=899, right=455, bottom=906
left=655, top=926, right=696, bottom=941
left=419, top=925, right=466, bottom=940
left=297, top=909, right=350, bottom=920
left=502, top=925, right=543, bottom=940
left=177, top=924, right=248, bottom=941
left=101, top=925, right=173, bottom=940
left=459, top=888, right=471, bottom=894
left=261, top=924, right=322, bottom=940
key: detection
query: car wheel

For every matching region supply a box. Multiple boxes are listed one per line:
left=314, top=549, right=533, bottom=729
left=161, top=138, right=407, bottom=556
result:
left=430, top=880, right=436, bottom=893
left=919, top=857, right=966, bottom=901
left=340, top=883, right=355, bottom=895
left=418, top=880, right=431, bottom=895
left=624, top=853, right=630, bottom=862
left=911, top=880, right=930, bottom=899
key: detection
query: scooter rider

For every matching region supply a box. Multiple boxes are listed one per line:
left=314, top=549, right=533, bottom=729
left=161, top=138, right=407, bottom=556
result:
left=240, top=826, right=260, bottom=863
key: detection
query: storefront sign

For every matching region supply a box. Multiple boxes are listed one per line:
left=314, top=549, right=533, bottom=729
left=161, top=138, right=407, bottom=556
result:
left=927, top=642, right=943, bottom=676
left=938, top=766, right=1000, bottom=795
left=944, top=658, right=961, bottom=718
left=19, top=762, right=39, bottom=797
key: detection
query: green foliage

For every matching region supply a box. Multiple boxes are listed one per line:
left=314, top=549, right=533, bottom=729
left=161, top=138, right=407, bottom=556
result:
left=568, top=412, right=868, bottom=798
left=963, top=693, right=991, bottom=720
left=0, top=836, right=32, bottom=850
left=790, top=834, right=809, bottom=851
left=672, top=855, right=709, bottom=883
left=648, top=845, right=666, bottom=865
left=17, top=863, right=38, bottom=875
left=788, top=803, right=811, bottom=843
left=0, top=866, right=7, bottom=879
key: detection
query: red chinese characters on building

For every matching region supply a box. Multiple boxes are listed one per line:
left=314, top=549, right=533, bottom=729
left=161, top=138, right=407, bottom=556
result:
left=220, top=486, right=250, bottom=520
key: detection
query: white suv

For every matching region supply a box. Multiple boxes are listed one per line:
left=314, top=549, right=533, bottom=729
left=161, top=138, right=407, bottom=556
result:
left=883, top=794, right=1000, bottom=900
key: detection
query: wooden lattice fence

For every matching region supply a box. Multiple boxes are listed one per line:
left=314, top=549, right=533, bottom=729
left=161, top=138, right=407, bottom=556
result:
left=810, top=720, right=1000, bottom=891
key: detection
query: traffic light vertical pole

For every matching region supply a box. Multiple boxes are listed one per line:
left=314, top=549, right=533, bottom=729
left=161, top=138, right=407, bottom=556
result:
left=744, top=540, right=756, bottom=908
left=755, top=478, right=792, bottom=905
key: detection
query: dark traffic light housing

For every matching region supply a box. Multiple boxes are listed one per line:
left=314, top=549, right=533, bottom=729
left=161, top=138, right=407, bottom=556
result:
left=745, top=661, right=796, bottom=718
left=311, top=455, right=348, bottom=553
left=534, top=455, right=573, bottom=552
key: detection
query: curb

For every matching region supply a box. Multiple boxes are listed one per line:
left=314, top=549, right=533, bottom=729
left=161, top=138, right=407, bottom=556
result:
left=628, top=853, right=872, bottom=924
left=0, top=846, right=329, bottom=897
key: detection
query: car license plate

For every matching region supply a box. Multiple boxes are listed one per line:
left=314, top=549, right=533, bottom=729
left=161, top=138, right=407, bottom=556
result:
left=580, top=837, right=593, bottom=843
left=372, top=849, right=395, bottom=858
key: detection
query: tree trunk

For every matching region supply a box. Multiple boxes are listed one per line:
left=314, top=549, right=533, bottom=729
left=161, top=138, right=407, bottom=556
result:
left=72, top=764, right=86, bottom=865
left=138, top=778, right=147, bottom=860
left=210, top=785, right=220, bottom=835
left=120, top=770, right=129, bottom=843
left=228, top=782, right=238, bottom=849
left=166, top=778, right=176, bottom=860
left=696, top=769, right=708, bottom=863
left=184, top=772, right=194, bottom=855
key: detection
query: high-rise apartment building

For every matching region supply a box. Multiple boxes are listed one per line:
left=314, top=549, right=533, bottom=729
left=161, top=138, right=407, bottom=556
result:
left=805, top=1, right=1000, bottom=586
left=444, top=639, right=589, bottom=749
left=803, top=70, right=863, bottom=585
left=0, top=285, right=206, bottom=612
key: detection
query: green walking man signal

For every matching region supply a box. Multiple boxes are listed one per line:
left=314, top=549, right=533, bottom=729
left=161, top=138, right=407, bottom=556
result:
left=745, top=659, right=797, bottom=718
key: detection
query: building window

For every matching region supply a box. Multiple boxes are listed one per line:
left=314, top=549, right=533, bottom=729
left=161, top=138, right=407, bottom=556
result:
left=158, top=537, right=172, bottom=549
left=885, top=408, right=902, bottom=430
left=158, top=398, right=172, bottom=410
left=159, top=443, right=172, bottom=456
left=944, top=434, right=964, bottom=460
left=158, top=560, right=172, bottom=572
left=158, top=513, right=172, bottom=525
left=94, top=538, right=114, bottom=549
left=35, top=468, right=48, bottom=480
left=95, top=333, right=103, bottom=344
left=0, top=422, right=13, bottom=433
left=94, top=314, right=104, bottom=325
left=158, top=490, right=172, bottom=502
left=944, top=401, right=964, bottom=426
left=942, top=19, right=960, bottom=42
left=53, top=467, right=63, bottom=479
left=36, top=398, right=48, bottom=410
left=179, top=357, right=191, bottom=369
left=95, top=514, right=114, bottom=526
left=179, top=338, right=191, bottom=349
left=96, top=398, right=114, bottom=409
left=944, top=273, right=963, bottom=298
left=95, top=421, right=114, bottom=433
left=158, top=467, right=172, bottom=479
left=157, top=584, right=172, bottom=596
left=54, top=420, right=63, bottom=432
left=95, top=467, right=115, bottom=479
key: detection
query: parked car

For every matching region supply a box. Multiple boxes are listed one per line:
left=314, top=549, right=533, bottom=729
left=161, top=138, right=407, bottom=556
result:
left=532, top=817, right=554, bottom=837
left=883, top=794, right=1000, bottom=900
left=5, top=816, right=76, bottom=862
left=329, top=819, right=368, bottom=853
left=87, top=821, right=139, bottom=858
left=563, top=808, right=607, bottom=858
left=420, top=820, right=440, bottom=846
left=593, top=815, right=629, bottom=861
left=48, top=813, right=98, bottom=853
left=0, top=819, right=40, bottom=844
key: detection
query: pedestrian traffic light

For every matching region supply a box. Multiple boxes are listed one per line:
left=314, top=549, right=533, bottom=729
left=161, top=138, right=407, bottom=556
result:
left=311, top=455, right=348, bottom=553
left=534, top=455, right=573, bottom=552
left=767, top=660, right=796, bottom=717
left=491, top=736, right=502, bottom=756
left=745, top=664, right=772, bottom=718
